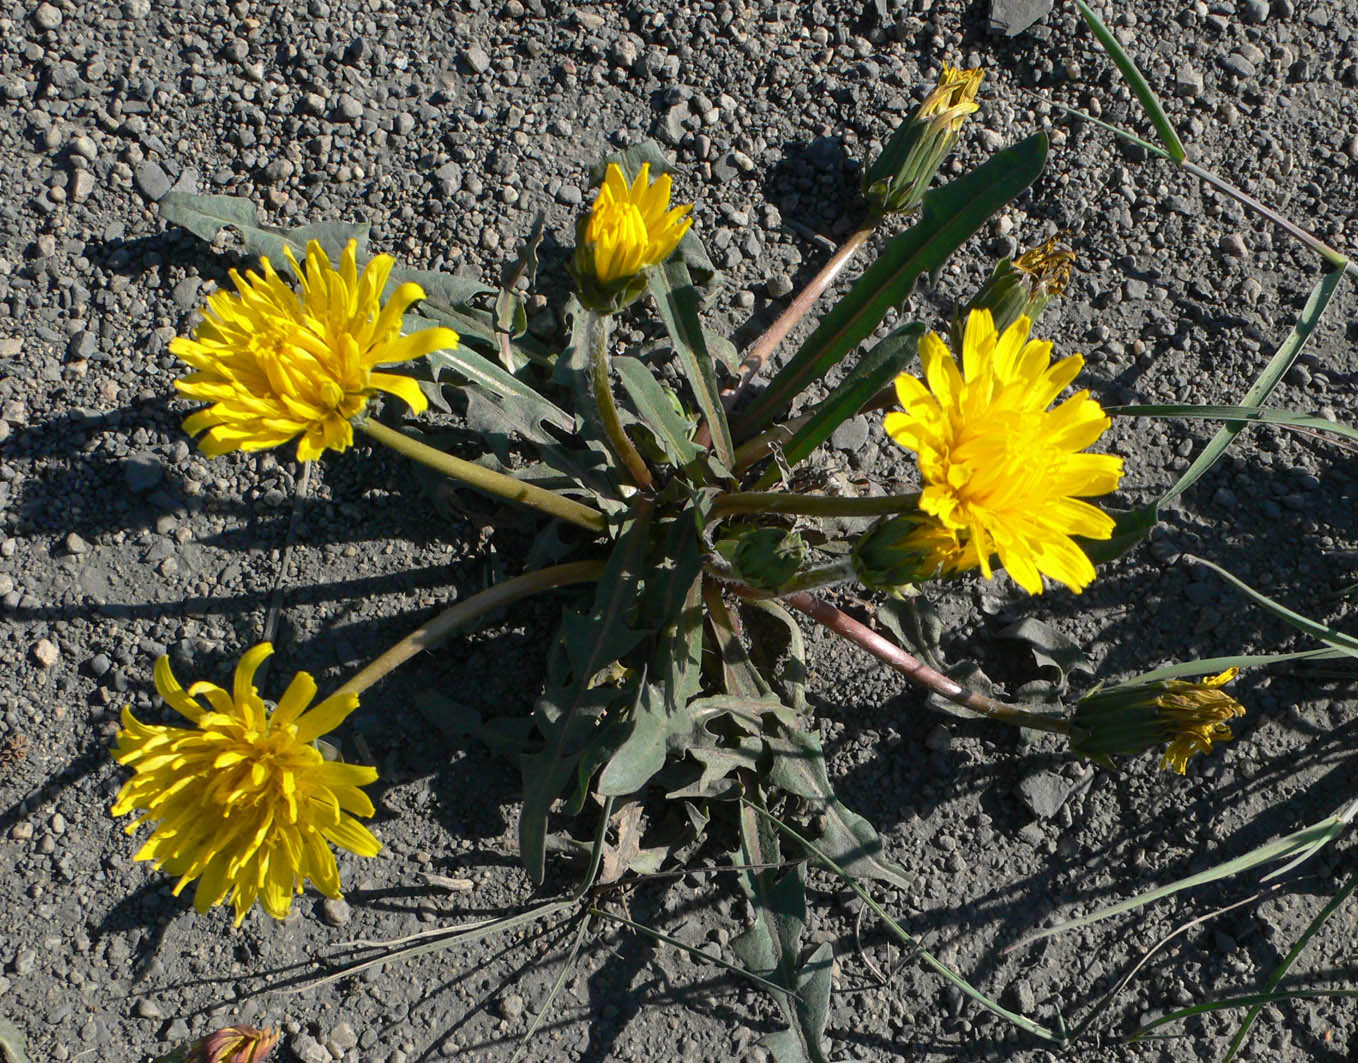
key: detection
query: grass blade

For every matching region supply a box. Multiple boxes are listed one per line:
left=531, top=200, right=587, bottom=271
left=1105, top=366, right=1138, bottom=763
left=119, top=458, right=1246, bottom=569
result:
left=1116, top=647, right=1347, bottom=686
left=1186, top=555, right=1358, bottom=658
left=1110, top=403, right=1358, bottom=445
left=1005, top=806, right=1354, bottom=954
left=742, top=799, right=1061, bottom=1042
left=1073, top=0, right=1186, bottom=162
left=1157, top=268, right=1343, bottom=505
left=1223, top=870, right=1358, bottom=1061
left=1128, top=988, right=1358, bottom=1041
left=509, top=912, right=591, bottom=1063
left=735, top=133, right=1048, bottom=438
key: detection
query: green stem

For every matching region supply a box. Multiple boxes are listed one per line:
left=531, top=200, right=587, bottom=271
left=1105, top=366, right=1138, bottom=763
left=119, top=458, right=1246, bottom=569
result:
left=586, top=310, right=654, bottom=490
left=335, top=560, right=606, bottom=697
left=357, top=418, right=607, bottom=533
left=712, top=490, right=920, bottom=520
left=777, top=559, right=857, bottom=595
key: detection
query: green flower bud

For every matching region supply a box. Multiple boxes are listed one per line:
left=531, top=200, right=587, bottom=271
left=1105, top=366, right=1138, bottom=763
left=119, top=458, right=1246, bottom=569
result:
left=717, top=527, right=807, bottom=591
left=1071, top=668, right=1247, bottom=774
left=864, top=66, right=984, bottom=216
left=851, top=512, right=978, bottom=595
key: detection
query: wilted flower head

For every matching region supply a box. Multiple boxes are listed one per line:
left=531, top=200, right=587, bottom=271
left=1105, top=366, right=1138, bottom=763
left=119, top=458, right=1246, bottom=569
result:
left=1072, top=668, right=1248, bottom=773
left=172, top=239, right=458, bottom=461
left=864, top=65, right=984, bottom=215
left=571, top=162, right=693, bottom=312
left=883, top=308, right=1122, bottom=594
left=112, top=643, right=380, bottom=925
left=955, top=233, right=1075, bottom=345
left=153, top=1025, right=279, bottom=1063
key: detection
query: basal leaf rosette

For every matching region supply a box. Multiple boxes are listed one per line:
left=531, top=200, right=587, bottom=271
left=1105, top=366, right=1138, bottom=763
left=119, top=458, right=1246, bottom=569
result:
left=172, top=239, right=459, bottom=461
left=882, top=308, right=1123, bottom=594
left=570, top=161, right=694, bottom=313
left=111, top=643, right=380, bottom=925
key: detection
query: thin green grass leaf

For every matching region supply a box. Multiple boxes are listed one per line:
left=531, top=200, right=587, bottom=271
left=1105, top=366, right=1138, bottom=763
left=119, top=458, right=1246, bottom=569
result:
left=1074, top=0, right=1186, bottom=162
left=1157, top=268, right=1343, bottom=506
left=1031, top=92, right=1170, bottom=158
left=1186, top=555, right=1358, bottom=658
left=742, top=800, right=1061, bottom=1042
left=1006, top=806, right=1354, bottom=954
left=510, top=912, right=591, bottom=1063
left=1223, top=870, right=1358, bottom=1061
left=1128, top=989, right=1358, bottom=1041
left=1117, top=647, right=1346, bottom=686
left=1110, top=403, right=1358, bottom=444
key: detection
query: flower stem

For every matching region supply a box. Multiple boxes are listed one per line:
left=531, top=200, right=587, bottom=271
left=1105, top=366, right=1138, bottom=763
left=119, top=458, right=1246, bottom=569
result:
left=335, top=560, right=607, bottom=697
left=782, top=590, right=1073, bottom=735
left=711, top=490, right=920, bottom=520
left=356, top=418, right=607, bottom=533
left=586, top=310, right=654, bottom=490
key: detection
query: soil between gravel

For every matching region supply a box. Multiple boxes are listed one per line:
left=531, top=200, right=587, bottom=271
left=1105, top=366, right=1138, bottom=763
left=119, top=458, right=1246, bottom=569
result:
left=1, top=0, right=1356, bottom=1060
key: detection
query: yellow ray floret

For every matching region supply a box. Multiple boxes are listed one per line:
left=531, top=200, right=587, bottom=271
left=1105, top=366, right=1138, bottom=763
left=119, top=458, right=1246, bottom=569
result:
left=582, top=162, right=693, bottom=286
left=883, top=309, right=1122, bottom=594
left=1155, top=668, right=1247, bottom=774
left=111, top=643, right=380, bottom=926
left=171, top=239, right=458, bottom=461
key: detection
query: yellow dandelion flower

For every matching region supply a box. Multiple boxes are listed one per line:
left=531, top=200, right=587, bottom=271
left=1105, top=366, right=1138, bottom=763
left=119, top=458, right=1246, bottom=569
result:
left=111, top=644, right=380, bottom=926
left=172, top=239, right=458, bottom=461
left=883, top=308, right=1123, bottom=594
left=1072, top=667, right=1247, bottom=774
left=1013, top=233, right=1075, bottom=298
left=575, top=162, right=693, bottom=291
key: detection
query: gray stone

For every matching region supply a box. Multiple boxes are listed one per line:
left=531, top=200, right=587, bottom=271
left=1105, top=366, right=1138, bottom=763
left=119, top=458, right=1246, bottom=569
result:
left=1218, top=233, right=1248, bottom=258
left=333, top=93, right=363, bottom=122
left=989, top=0, right=1052, bottom=36
left=1015, top=770, right=1071, bottom=820
left=1173, top=64, right=1204, bottom=98
left=32, top=2, right=62, bottom=29
left=767, top=273, right=794, bottom=299
left=498, top=992, right=526, bottom=1020
left=32, top=638, right=59, bottom=669
left=461, top=43, right=491, bottom=75
left=124, top=452, right=165, bottom=494
left=134, top=161, right=172, bottom=202
left=320, top=897, right=351, bottom=926
left=1123, top=278, right=1149, bottom=300
left=1241, top=0, right=1269, bottom=22
left=291, top=1034, right=331, bottom=1063
left=1219, top=53, right=1257, bottom=79
left=71, top=169, right=95, bottom=203
left=64, top=532, right=88, bottom=555
left=830, top=415, right=870, bottom=453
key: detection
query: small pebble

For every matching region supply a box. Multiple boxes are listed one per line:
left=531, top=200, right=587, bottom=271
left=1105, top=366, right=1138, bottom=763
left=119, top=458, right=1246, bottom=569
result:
left=32, top=638, right=59, bottom=669
left=320, top=898, right=351, bottom=926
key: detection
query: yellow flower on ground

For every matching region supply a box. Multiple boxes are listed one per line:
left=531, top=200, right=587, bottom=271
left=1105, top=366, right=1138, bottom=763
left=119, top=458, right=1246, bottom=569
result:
left=883, top=308, right=1123, bottom=594
left=172, top=239, right=458, bottom=461
left=161, top=1025, right=279, bottom=1063
left=112, top=643, right=380, bottom=926
left=1072, top=667, right=1247, bottom=774
left=577, top=162, right=693, bottom=287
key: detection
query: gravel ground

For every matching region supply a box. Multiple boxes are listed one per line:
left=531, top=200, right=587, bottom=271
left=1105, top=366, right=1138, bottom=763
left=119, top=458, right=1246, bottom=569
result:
left=2, top=0, right=1356, bottom=1060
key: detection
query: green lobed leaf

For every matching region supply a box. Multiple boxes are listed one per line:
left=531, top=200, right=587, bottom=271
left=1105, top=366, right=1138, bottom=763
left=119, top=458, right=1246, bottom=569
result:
left=996, top=618, right=1093, bottom=692
left=732, top=797, right=831, bottom=1063
left=614, top=356, right=703, bottom=467
left=494, top=213, right=546, bottom=372
left=518, top=500, right=655, bottom=882
left=1073, top=0, right=1186, bottom=162
left=767, top=729, right=914, bottom=891
left=741, top=599, right=810, bottom=714
left=648, top=260, right=737, bottom=470
left=734, top=132, right=1048, bottom=438
left=751, top=323, right=923, bottom=489
left=1077, top=503, right=1161, bottom=565
left=159, top=191, right=370, bottom=265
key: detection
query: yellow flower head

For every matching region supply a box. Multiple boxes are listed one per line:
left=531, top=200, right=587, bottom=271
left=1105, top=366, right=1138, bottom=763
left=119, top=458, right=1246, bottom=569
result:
left=919, top=65, right=984, bottom=136
left=1072, top=667, right=1247, bottom=774
left=112, top=644, right=380, bottom=926
left=852, top=511, right=983, bottom=593
left=191, top=1025, right=280, bottom=1063
left=1014, top=233, right=1076, bottom=300
left=172, top=239, right=458, bottom=461
left=1155, top=668, right=1247, bottom=774
left=578, top=162, right=693, bottom=288
left=884, top=309, right=1123, bottom=594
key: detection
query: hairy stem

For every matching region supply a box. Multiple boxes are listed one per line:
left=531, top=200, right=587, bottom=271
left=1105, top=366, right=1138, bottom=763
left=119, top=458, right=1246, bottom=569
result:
left=587, top=310, right=654, bottom=490
left=712, top=490, right=920, bottom=520
left=783, top=591, right=1072, bottom=734
left=357, top=418, right=607, bottom=533
left=335, top=560, right=607, bottom=697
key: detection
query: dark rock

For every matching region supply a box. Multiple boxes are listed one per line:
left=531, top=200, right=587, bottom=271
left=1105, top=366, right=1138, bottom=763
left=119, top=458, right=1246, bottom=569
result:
left=989, top=0, right=1053, bottom=36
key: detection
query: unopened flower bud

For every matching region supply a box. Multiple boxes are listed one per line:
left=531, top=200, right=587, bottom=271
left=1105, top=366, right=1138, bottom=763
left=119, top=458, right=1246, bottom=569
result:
left=717, top=527, right=807, bottom=591
left=153, top=1025, right=280, bottom=1063
left=864, top=66, right=984, bottom=216
left=851, top=512, right=978, bottom=594
left=1071, top=668, right=1247, bottom=774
